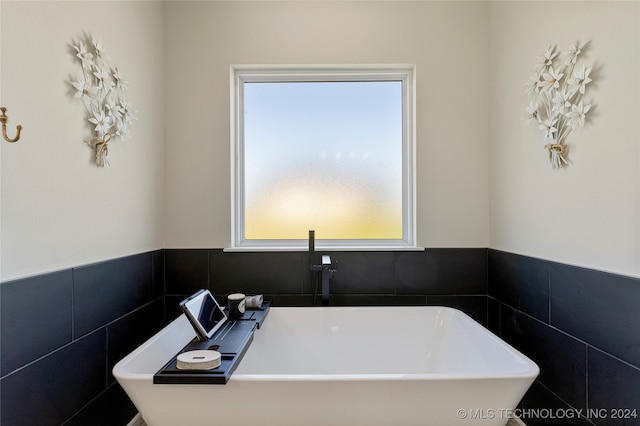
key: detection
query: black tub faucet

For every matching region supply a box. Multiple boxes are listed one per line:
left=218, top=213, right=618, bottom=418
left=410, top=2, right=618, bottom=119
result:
left=309, top=230, right=338, bottom=306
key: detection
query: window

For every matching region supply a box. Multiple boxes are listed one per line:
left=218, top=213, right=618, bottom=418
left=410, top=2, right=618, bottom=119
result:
left=230, top=65, right=416, bottom=250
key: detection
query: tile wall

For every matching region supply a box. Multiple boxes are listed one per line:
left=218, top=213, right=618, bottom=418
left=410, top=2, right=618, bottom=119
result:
left=0, top=251, right=165, bottom=426
left=488, top=249, right=640, bottom=426
left=163, top=248, right=489, bottom=323
left=2, top=247, right=638, bottom=426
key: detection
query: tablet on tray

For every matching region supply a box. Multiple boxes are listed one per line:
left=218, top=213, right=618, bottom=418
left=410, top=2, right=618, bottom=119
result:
left=179, top=289, right=228, bottom=341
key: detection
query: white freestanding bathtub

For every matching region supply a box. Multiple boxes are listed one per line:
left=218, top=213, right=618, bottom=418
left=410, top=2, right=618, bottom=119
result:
left=114, top=306, right=538, bottom=426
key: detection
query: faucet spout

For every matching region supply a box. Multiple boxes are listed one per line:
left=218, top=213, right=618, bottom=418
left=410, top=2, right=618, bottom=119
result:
left=309, top=230, right=316, bottom=267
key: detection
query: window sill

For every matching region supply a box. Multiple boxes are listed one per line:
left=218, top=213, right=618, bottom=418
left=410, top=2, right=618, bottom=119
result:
left=223, top=246, right=426, bottom=253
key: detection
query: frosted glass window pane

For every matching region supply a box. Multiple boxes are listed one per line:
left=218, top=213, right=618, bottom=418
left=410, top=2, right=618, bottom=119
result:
left=243, top=81, right=403, bottom=240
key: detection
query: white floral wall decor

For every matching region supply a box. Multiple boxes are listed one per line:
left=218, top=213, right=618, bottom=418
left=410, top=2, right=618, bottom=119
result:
left=69, top=36, right=136, bottom=167
left=525, top=41, right=594, bottom=169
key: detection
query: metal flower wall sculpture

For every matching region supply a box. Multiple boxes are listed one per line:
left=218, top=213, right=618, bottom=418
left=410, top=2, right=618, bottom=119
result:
left=525, top=41, right=594, bottom=168
left=69, top=37, right=135, bottom=167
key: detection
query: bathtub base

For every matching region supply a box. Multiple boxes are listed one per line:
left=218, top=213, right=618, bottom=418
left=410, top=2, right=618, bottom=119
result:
left=137, top=378, right=525, bottom=426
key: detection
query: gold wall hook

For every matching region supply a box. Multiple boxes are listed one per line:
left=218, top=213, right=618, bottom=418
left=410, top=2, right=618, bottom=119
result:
left=0, top=107, right=22, bottom=143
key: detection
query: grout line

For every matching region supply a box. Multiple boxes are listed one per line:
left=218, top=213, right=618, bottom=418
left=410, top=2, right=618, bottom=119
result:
left=547, top=262, right=551, bottom=325
left=585, top=345, right=589, bottom=410
left=71, top=269, right=76, bottom=340
left=0, top=326, right=105, bottom=380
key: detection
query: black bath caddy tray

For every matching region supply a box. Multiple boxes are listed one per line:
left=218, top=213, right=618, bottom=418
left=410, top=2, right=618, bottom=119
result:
left=153, top=301, right=270, bottom=385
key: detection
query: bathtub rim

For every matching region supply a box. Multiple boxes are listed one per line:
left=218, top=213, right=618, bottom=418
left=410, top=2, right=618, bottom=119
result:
left=231, top=305, right=539, bottom=382
left=113, top=305, right=540, bottom=383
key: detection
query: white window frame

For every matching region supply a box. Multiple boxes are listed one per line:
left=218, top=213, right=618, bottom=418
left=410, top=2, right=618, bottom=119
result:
left=229, top=64, right=417, bottom=251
